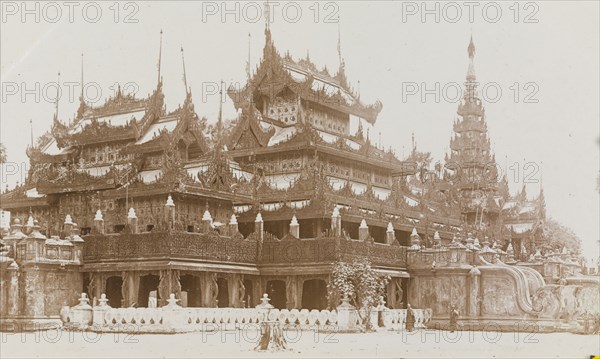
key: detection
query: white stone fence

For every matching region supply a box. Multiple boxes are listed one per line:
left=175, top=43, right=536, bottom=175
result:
left=62, top=293, right=432, bottom=333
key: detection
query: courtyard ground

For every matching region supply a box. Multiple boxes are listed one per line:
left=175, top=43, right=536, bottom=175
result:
left=1, top=328, right=598, bottom=358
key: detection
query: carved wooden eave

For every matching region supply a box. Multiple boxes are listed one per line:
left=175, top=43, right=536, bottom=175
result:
left=120, top=96, right=209, bottom=157
left=101, top=181, right=249, bottom=204
left=229, top=31, right=382, bottom=124
left=0, top=188, right=51, bottom=209
left=26, top=146, right=73, bottom=163
left=227, top=107, right=275, bottom=150
left=50, top=82, right=166, bottom=149
left=34, top=160, right=137, bottom=195
left=37, top=176, right=118, bottom=194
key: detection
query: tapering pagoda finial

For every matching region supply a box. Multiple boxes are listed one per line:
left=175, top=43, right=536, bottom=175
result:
left=468, top=35, right=475, bottom=58
left=157, top=29, right=163, bottom=85
left=246, top=33, right=252, bottom=81
left=80, top=53, right=84, bottom=100
left=29, top=119, right=33, bottom=148
left=464, top=35, right=478, bottom=101
left=337, top=21, right=344, bottom=70
left=264, top=0, right=271, bottom=34
left=181, top=46, right=189, bottom=94
left=54, top=71, right=61, bottom=121
left=218, top=80, right=224, bottom=129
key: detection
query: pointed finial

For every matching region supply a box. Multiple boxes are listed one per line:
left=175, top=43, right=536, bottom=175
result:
left=94, top=210, right=103, bottom=221
left=157, top=29, right=163, bottom=85
left=29, top=119, right=34, bottom=148
left=218, top=80, right=224, bottom=126
left=80, top=53, right=84, bottom=99
left=181, top=46, right=189, bottom=94
left=255, top=212, right=263, bottom=223
left=290, top=215, right=298, bottom=226
left=264, top=0, right=270, bottom=33
left=337, top=21, right=344, bottom=69
left=246, top=32, right=252, bottom=81
left=55, top=71, right=61, bottom=120
left=229, top=214, right=238, bottom=225
left=468, top=35, right=475, bottom=58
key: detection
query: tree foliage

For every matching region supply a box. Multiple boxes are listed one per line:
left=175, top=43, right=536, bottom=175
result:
left=0, top=143, right=6, bottom=164
left=327, top=258, right=389, bottom=331
left=542, top=218, right=582, bottom=254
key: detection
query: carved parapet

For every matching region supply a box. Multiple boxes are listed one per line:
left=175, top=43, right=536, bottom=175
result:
left=83, top=231, right=258, bottom=264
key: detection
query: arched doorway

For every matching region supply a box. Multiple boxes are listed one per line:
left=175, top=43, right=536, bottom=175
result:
left=216, top=278, right=229, bottom=307
left=138, top=274, right=160, bottom=307
left=106, top=276, right=123, bottom=308
left=302, top=279, right=327, bottom=310
left=180, top=275, right=202, bottom=307
left=266, top=280, right=286, bottom=309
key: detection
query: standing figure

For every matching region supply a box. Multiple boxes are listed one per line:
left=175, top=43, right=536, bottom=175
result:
left=449, top=305, right=459, bottom=333
left=405, top=304, right=415, bottom=332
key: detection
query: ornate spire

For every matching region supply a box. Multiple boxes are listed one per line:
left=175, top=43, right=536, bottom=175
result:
left=157, top=29, right=163, bottom=85
left=246, top=33, right=252, bottom=81
left=218, top=80, right=224, bottom=131
left=264, top=0, right=271, bottom=38
left=465, top=36, right=477, bottom=99
left=29, top=119, right=33, bottom=148
left=54, top=72, right=61, bottom=121
left=337, top=21, right=344, bottom=70
left=80, top=53, right=84, bottom=100
left=181, top=46, right=189, bottom=94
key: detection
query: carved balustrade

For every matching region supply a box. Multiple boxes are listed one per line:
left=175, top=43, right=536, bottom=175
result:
left=62, top=305, right=431, bottom=332
left=83, top=231, right=257, bottom=264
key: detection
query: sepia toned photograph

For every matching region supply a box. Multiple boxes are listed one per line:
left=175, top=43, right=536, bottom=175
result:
left=0, top=1, right=598, bottom=358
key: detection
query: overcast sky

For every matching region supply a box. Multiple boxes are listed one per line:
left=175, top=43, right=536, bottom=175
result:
left=1, top=1, right=598, bottom=258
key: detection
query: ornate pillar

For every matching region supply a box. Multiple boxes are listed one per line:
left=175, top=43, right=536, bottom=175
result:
left=158, top=269, right=181, bottom=307
left=468, top=267, right=481, bottom=318
left=230, top=273, right=245, bottom=308
left=121, top=271, right=140, bottom=308
left=296, top=277, right=304, bottom=309
left=252, top=277, right=263, bottom=308
left=7, top=262, right=19, bottom=316
left=88, top=272, right=104, bottom=303
left=285, top=275, right=298, bottom=309
left=201, top=272, right=218, bottom=308
left=386, top=279, right=396, bottom=309
left=23, top=268, right=45, bottom=317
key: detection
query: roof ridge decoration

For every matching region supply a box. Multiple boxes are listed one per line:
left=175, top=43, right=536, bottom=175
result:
left=227, top=26, right=383, bottom=125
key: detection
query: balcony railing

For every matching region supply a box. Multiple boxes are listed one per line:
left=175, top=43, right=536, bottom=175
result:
left=83, top=231, right=408, bottom=269
left=83, top=231, right=258, bottom=264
